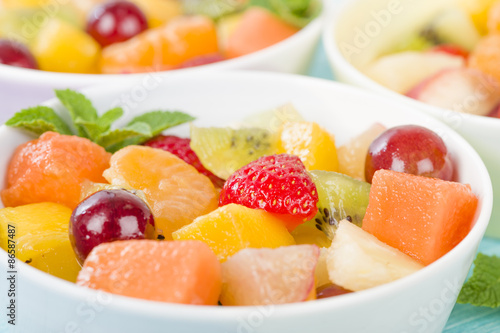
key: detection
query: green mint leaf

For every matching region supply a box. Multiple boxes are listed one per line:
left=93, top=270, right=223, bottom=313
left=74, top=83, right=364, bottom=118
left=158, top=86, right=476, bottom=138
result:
left=457, top=253, right=500, bottom=308
left=55, top=89, right=99, bottom=138
left=5, top=106, right=73, bottom=136
left=73, top=118, right=104, bottom=142
left=96, top=122, right=152, bottom=153
left=127, top=111, right=195, bottom=137
left=74, top=107, right=125, bottom=141
left=97, top=107, right=124, bottom=131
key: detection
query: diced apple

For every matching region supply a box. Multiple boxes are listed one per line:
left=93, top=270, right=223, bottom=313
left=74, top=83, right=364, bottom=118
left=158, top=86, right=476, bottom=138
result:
left=315, top=247, right=331, bottom=288
left=365, top=51, right=465, bottom=94
left=326, top=220, right=423, bottom=292
left=220, top=245, right=319, bottom=306
left=406, top=68, right=500, bottom=116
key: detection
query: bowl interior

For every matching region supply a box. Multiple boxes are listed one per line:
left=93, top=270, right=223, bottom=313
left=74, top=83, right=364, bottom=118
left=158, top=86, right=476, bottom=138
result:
left=0, top=72, right=493, bottom=332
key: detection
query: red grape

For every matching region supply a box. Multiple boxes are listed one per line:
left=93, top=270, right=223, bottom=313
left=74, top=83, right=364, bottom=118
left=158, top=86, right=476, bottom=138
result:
left=0, top=39, right=38, bottom=69
left=365, top=125, right=454, bottom=183
left=316, top=283, right=352, bottom=299
left=69, top=189, right=155, bottom=264
left=86, top=1, right=148, bottom=47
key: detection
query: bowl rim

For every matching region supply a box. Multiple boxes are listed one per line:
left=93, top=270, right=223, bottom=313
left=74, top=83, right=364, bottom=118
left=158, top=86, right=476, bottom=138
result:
left=0, top=70, right=493, bottom=320
left=321, top=0, right=500, bottom=128
left=0, top=5, right=323, bottom=83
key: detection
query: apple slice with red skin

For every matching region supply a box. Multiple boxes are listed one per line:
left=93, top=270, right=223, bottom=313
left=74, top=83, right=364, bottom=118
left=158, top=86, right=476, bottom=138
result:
left=406, top=68, right=500, bottom=116
left=429, top=44, right=469, bottom=60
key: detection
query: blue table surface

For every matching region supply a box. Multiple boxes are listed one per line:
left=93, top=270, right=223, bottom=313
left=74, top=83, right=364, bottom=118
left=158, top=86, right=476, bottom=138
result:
left=308, top=42, right=500, bottom=332
left=0, top=40, right=498, bottom=332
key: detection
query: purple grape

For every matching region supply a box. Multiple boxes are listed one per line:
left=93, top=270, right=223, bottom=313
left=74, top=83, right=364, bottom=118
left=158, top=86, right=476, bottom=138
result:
left=86, top=1, right=148, bottom=47
left=0, top=39, right=38, bottom=69
left=70, top=189, right=155, bottom=264
left=365, top=125, right=454, bottom=183
left=316, top=283, right=352, bottom=299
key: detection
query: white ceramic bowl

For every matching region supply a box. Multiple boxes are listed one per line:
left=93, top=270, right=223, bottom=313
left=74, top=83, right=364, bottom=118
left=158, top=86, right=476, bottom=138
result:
left=0, top=71, right=493, bottom=332
left=322, top=0, right=500, bottom=238
left=0, top=5, right=324, bottom=124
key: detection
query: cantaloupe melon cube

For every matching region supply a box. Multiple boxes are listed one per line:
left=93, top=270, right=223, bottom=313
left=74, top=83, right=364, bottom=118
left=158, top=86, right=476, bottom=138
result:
left=362, top=170, right=478, bottom=265
left=77, top=240, right=221, bottom=305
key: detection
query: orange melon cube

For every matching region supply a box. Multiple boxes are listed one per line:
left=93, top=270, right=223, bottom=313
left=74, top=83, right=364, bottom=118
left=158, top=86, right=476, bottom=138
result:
left=225, top=7, right=299, bottom=59
left=77, top=240, right=221, bottom=305
left=362, top=170, right=478, bottom=266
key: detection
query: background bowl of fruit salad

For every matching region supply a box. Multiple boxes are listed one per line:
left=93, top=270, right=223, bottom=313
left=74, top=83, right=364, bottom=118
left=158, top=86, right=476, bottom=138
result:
left=0, top=0, right=323, bottom=122
left=0, top=71, right=493, bottom=332
left=323, top=0, right=500, bottom=238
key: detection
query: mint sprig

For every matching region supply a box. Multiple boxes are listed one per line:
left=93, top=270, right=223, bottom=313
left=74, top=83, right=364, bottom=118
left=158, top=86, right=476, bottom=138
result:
left=5, top=89, right=195, bottom=153
left=457, top=253, right=500, bottom=308
left=5, top=106, right=73, bottom=136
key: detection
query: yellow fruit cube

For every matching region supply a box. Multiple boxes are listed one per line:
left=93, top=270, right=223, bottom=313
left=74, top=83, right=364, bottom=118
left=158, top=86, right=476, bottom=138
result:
left=458, top=0, right=497, bottom=35
left=0, top=203, right=80, bottom=282
left=278, top=121, right=339, bottom=172
left=32, top=18, right=100, bottom=73
left=172, top=204, right=295, bottom=261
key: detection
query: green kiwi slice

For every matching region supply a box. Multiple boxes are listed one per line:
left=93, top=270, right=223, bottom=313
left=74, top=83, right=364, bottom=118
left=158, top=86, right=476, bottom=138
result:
left=190, top=125, right=278, bottom=179
left=307, top=170, right=371, bottom=240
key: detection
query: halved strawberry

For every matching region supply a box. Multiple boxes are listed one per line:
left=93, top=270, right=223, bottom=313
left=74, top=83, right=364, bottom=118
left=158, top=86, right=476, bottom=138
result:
left=143, top=135, right=225, bottom=187
left=219, top=154, right=319, bottom=230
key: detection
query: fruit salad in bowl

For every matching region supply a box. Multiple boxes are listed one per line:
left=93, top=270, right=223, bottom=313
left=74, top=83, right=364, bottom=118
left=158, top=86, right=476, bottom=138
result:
left=0, top=72, right=492, bottom=333
left=0, top=0, right=323, bottom=122
left=323, top=0, right=500, bottom=238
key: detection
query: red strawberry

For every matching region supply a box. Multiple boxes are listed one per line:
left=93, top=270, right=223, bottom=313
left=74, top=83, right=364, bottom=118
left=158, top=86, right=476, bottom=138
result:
left=143, top=135, right=225, bottom=188
left=219, top=154, right=319, bottom=231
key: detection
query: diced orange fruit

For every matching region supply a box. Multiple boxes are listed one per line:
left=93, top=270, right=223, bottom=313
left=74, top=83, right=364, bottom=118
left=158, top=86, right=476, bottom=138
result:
left=1, top=132, right=110, bottom=210
left=32, top=18, right=100, bottom=73
left=130, top=0, right=181, bottom=28
left=469, top=34, right=500, bottom=83
left=291, top=224, right=332, bottom=248
left=103, top=145, right=218, bottom=238
left=100, top=15, right=219, bottom=74
left=337, top=123, right=386, bottom=181
left=0, top=203, right=80, bottom=282
left=77, top=240, right=221, bottom=305
left=225, top=7, right=299, bottom=58
left=278, top=121, right=339, bottom=172
left=172, top=204, right=295, bottom=262
left=362, top=170, right=478, bottom=266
